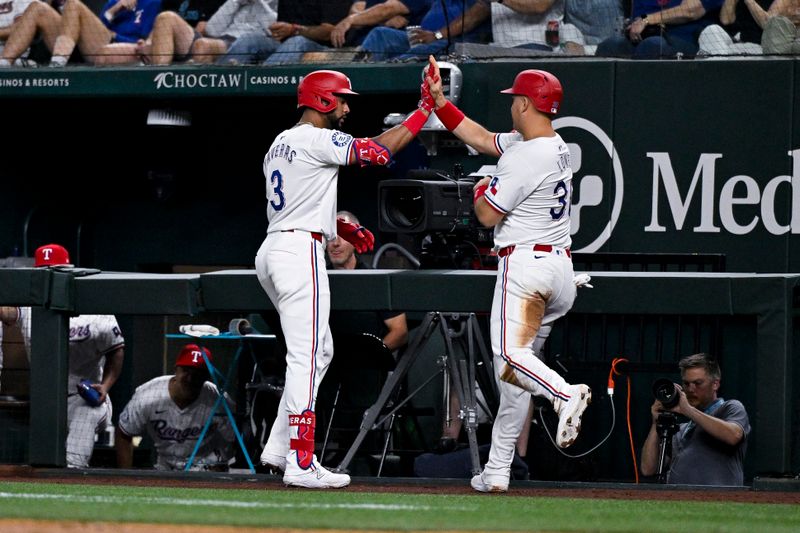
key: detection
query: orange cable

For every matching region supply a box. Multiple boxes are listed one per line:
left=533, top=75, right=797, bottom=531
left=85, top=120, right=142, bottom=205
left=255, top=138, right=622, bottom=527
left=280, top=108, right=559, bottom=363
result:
left=609, top=357, right=638, bottom=483
left=626, top=375, right=639, bottom=483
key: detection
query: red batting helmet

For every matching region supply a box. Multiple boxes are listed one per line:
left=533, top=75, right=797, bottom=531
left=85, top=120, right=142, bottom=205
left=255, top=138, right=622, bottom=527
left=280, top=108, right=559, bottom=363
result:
left=34, top=243, right=72, bottom=267
left=175, top=344, right=212, bottom=369
left=297, top=70, right=358, bottom=113
left=500, top=70, right=563, bottom=115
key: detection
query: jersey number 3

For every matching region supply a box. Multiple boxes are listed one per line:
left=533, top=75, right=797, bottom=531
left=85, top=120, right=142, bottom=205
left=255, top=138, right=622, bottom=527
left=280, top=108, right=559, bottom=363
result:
left=550, top=180, right=570, bottom=220
left=269, top=170, right=286, bottom=211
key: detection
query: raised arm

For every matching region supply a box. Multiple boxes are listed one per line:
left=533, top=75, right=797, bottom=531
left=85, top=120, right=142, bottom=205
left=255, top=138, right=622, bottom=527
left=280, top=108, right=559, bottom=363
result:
left=345, top=74, right=432, bottom=166
left=672, top=387, right=745, bottom=446
left=426, top=56, right=501, bottom=157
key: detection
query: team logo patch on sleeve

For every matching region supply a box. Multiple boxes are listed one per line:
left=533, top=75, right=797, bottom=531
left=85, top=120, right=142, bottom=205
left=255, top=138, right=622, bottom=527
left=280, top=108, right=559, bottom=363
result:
left=331, top=131, right=353, bottom=147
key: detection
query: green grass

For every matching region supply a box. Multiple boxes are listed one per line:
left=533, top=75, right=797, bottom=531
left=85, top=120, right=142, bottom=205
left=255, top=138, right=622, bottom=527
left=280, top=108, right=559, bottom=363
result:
left=0, top=481, right=798, bottom=532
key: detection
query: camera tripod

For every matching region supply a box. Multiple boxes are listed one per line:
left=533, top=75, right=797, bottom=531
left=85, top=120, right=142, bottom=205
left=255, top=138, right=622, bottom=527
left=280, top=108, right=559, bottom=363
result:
left=655, top=412, right=679, bottom=483
left=335, top=312, right=498, bottom=476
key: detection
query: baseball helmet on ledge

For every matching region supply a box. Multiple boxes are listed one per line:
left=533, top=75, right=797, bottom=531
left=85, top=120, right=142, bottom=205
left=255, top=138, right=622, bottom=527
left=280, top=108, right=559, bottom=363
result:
left=501, top=70, right=563, bottom=115
left=297, top=70, right=358, bottom=113
left=34, top=243, right=73, bottom=267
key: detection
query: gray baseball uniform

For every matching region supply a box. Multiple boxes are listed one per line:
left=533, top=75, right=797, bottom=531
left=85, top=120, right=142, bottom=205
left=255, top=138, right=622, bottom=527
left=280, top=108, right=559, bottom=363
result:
left=118, top=375, right=235, bottom=470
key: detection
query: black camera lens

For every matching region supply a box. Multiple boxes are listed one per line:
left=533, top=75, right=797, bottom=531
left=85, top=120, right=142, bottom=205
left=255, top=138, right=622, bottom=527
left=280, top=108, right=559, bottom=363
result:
left=652, top=378, right=680, bottom=409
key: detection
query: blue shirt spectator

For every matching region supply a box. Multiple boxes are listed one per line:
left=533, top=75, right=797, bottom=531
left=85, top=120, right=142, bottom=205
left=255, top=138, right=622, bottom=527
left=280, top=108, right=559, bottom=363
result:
left=357, top=0, right=490, bottom=61
left=101, top=0, right=162, bottom=43
left=596, top=0, right=725, bottom=58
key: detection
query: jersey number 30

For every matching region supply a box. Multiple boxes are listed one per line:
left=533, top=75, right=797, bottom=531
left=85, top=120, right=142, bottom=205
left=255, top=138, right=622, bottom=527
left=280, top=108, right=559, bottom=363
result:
left=550, top=180, right=570, bottom=220
left=269, top=170, right=286, bottom=211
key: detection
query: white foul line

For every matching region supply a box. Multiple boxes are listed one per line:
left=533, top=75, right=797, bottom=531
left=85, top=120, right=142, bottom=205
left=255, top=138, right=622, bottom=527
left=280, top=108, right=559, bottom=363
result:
left=0, top=491, right=471, bottom=512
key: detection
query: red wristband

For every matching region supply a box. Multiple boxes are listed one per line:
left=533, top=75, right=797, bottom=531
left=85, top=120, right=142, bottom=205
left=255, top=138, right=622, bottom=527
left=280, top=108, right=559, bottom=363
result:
left=474, top=184, right=488, bottom=203
left=435, top=100, right=465, bottom=131
left=402, top=108, right=428, bottom=136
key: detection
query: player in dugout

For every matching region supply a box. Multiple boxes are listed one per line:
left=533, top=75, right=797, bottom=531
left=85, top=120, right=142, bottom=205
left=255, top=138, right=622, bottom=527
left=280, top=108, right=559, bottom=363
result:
left=116, top=343, right=235, bottom=471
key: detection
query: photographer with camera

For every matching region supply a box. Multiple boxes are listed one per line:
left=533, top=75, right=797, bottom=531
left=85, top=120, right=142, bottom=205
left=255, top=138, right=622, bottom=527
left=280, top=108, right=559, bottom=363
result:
left=640, top=353, right=750, bottom=485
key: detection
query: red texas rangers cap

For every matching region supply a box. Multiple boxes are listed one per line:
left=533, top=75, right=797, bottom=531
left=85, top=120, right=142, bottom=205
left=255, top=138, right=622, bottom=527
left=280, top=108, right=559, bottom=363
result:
left=34, top=243, right=73, bottom=267
left=175, top=344, right=211, bottom=369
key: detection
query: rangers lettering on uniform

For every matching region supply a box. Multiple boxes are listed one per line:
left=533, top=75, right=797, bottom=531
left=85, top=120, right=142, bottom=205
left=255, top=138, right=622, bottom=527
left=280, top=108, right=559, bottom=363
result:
left=69, top=324, right=92, bottom=341
left=151, top=419, right=203, bottom=443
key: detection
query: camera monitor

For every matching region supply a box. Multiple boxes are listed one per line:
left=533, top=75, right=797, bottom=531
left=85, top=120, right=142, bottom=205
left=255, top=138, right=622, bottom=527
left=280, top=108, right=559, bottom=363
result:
left=379, top=178, right=474, bottom=233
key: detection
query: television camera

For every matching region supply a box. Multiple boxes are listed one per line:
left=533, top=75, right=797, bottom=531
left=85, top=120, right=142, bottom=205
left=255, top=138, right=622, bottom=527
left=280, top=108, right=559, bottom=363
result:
left=378, top=165, right=495, bottom=269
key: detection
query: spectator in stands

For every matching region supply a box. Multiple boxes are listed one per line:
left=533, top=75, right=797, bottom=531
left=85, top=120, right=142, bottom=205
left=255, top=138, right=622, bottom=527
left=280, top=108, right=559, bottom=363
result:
left=698, top=0, right=771, bottom=54
left=355, top=0, right=490, bottom=62
left=46, top=0, right=162, bottom=66
left=9, top=244, right=126, bottom=468
left=136, top=0, right=276, bottom=64
left=595, top=0, right=726, bottom=58
left=754, top=0, right=800, bottom=54
left=116, top=343, right=236, bottom=471
left=219, top=0, right=352, bottom=64
left=0, top=0, right=63, bottom=67
left=640, top=353, right=750, bottom=485
left=301, top=0, right=432, bottom=64
left=565, top=0, right=624, bottom=52
left=440, top=0, right=591, bottom=59
left=160, top=0, right=225, bottom=33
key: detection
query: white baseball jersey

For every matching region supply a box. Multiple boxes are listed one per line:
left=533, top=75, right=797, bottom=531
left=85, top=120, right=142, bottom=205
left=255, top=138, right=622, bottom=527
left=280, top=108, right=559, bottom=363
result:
left=263, top=123, right=354, bottom=241
left=68, top=314, right=124, bottom=393
left=118, top=375, right=235, bottom=470
left=256, top=121, right=348, bottom=471
left=487, top=132, right=573, bottom=249
left=481, top=130, right=579, bottom=484
left=491, top=0, right=564, bottom=48
left=0, top=308, right=122, bottom=467
left=66, top=314, right=124, bottom=468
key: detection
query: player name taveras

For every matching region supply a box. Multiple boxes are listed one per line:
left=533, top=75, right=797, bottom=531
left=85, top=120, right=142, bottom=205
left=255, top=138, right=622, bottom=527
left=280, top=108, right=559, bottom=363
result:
left=266, top=142, right=296, bottom=164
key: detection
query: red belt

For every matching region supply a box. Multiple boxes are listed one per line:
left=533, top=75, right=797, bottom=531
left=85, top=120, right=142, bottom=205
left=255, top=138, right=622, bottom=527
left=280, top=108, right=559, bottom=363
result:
left=282, top=230, right=323, bottom=242
left=497, top=244, right=570, bottom=258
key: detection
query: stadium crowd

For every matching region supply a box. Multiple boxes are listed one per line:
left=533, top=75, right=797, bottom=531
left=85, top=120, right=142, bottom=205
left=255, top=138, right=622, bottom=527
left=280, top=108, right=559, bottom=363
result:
left=1, top=0, right=799, bottom=67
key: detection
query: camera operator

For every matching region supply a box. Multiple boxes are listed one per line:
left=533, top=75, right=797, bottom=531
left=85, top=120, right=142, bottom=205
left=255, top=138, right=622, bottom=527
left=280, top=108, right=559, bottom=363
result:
left=640, top=353, right=750, bottom=486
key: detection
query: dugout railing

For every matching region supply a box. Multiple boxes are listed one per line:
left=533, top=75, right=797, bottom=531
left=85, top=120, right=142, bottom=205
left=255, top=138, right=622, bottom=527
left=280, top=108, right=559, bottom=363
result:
left=0, top=267, right=797, bottom=481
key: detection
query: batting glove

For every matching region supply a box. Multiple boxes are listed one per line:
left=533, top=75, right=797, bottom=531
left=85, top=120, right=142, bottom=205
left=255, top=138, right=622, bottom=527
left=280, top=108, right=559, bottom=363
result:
left=418, top=77, right=435, bottom=114
left=337, top=217, right=375, bottom=253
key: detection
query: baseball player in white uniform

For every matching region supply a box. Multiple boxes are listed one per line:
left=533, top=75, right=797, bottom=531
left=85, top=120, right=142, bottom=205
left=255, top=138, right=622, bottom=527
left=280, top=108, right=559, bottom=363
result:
left=116, top=343, right=235, bottom=470
left=255, top=69, right=433, bottom=488
left=15, top=244, right=126, bottom=468
left=66, top=313, right=125, bottom=468
left=426, top=57, right=592, bottom=493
